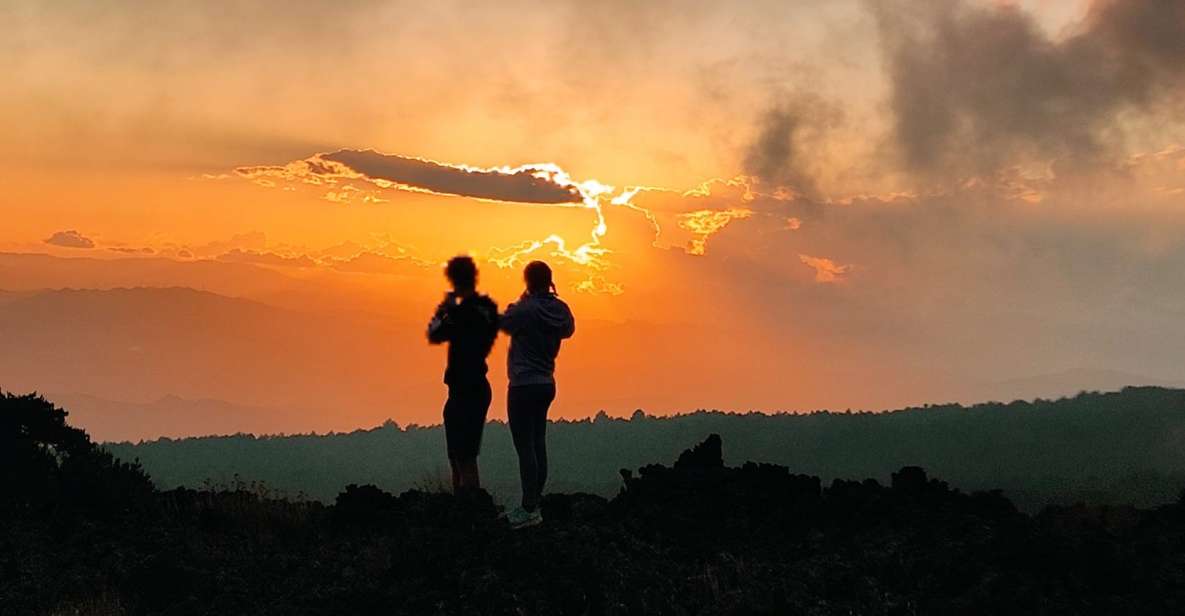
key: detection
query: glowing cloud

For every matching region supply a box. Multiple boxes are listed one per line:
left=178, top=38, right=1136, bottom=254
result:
left=236, top=149, right=628, bottom=271
left=236, top=149, right=587, bottom=205
left=678, top=209, right=753, bottom=256
left=321, top=149, right=586, bottom=205
left=235, top=150, right=793, bottom=294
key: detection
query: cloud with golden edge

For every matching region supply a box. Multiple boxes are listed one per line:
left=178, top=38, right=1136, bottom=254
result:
left=234, top=150, right=801, bottom=294
left=236, top=149, right=625, bottom=271
left=678, top=209, right=753, bottom=256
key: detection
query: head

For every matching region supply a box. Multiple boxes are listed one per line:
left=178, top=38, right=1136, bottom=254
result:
left=444, top=255, right=478, bottom=293
left=523, top=260, right=555, bottom=295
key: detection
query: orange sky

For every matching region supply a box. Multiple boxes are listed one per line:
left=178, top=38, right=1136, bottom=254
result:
left=3, top=0, right=1185, bottom=440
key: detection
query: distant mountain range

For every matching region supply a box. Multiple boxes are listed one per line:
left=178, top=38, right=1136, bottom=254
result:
left=5, top=284, right=1178, bottom=441
left=2, top=251, right=1181, bottom=439
left=974, top=368, right=1180, bottom=402
left=48, top=392, right=311, bottom=443
left=0, top=286, right=440, bottom=434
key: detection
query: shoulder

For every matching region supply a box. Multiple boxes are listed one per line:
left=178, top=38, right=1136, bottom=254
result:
left=473, top=294, right=498, bottom=319
left=475, top=294, right=498, bottom=310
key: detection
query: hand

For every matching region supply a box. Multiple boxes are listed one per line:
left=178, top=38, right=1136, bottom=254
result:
left=435, top=292, right=454, bottom=317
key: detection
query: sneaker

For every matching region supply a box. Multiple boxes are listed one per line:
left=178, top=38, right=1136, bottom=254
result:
left=505, top=506, right=543, bottom=529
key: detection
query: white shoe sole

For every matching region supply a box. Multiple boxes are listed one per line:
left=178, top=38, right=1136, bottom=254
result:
left=510, top=515, right=543, bottom=530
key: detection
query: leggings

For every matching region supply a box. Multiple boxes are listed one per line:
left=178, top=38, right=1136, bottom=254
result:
left=507, top=383, right=556, bottom=511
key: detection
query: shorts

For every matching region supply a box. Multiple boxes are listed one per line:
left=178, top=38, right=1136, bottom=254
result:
left=443, top=379, right=492, bottom=459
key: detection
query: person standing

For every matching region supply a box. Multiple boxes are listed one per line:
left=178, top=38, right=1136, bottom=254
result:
left=499, top=261, right=575, bottom=529
left=427, top=256, right=499, bottom=494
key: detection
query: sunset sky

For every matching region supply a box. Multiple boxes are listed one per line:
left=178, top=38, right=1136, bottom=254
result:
left=4, top=0, right=1185, bottom=440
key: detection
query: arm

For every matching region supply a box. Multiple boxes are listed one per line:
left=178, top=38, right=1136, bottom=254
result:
left=499, top=300, right=526, bottom=334
left=427, top=296, right=454, bottom=344
left=559, top=304, right=575, bottom=339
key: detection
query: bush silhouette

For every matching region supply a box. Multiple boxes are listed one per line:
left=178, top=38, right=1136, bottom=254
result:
left=1, top=390, right=152, bottom=516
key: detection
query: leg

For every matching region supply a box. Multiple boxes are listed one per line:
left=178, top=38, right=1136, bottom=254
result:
left=508, top=386, right=538, bottom=511
left=533, top=384, right=556, bottom=500
left=456, top=456, right=480, bottom=491
left=447, top=380, right=490, bottom=494
left=443, top=389, right=463, bottom=493
left=449, top=456, right=462, bottom=493
left=462, top=380, right=490, bottom=492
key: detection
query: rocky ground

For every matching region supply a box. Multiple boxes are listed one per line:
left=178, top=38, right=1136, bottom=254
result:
left=4, top=392, right=1185, bottom=615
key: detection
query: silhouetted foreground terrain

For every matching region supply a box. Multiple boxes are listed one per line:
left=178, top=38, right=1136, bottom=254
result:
left=107, top=387, right=1185, bottom=511
left=6, top=392, right=1185, bottom=615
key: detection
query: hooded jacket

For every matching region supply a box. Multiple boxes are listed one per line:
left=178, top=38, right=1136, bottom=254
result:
left=499, top=291, right=575, bottom=387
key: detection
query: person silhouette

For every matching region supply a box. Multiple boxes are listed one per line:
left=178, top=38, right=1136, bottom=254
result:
left=427, top=256, right=499, bottom=494
left=499, top=260, right=575, bottom=528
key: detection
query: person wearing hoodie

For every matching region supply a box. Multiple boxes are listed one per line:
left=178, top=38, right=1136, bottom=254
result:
left=427, top=256, right=499, bottom=494
left=499, top=260, right=575, bottom=529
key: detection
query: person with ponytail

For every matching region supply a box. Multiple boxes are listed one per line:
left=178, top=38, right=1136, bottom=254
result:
left=498, top=260, right=575, bottom=529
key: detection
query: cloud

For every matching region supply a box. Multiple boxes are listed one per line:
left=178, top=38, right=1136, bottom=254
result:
left=626, top=177, right=805, bottom=255
left=44, top=230, right=95, bottom=249
left=869, top=0, right=1185, bottom=177
left=743, top=96, right=840, bottom=197
left=238, top=149, right=632, bottom=274
left=217, top=249, right=317, bottom=268
left=188, top=231, right=267, bottom=258
left=238, top=149, right=587, bottom=205
left=798, top=254, right=851, bottom=283
left=109, top=246, right=156, bottom=255
left=679, top=209, right=753, bottom=256
left=330, top=251, right=428, bottom=275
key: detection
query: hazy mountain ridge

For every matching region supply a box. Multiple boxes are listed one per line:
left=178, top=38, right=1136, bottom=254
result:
left=10, top=252, right=1184, bottom=424
left=7, top=283, right=952, bottom=433
left=105, top=387, right=1185, bottom=511
left=0, top=286, right=442, bottom=426
left=0, top=251, right=433, bottom=319
left=48, top=392, right=312, bottom=443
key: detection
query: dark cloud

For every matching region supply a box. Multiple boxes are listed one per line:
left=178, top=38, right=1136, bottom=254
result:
left=44, top=230, right=95, bottom=249
left=692, top=161, right=1185, bottom=392
left=870, top=0, right=1185, bottom=177
left=109, top=246, right=155, bottom=255
left=743, top=97, right=839, bottom=197
left=321, top=150, right=585, bottom=205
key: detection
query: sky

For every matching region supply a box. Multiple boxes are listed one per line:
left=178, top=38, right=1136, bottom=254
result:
left=3, top=0, right=1185, bottom=439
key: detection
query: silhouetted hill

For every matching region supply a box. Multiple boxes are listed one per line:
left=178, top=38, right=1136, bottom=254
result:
left=973, top=368, right=1179, bottom=402
left=6, top=392, right=1185, bottom=614
left=105, top=387, right=1185, bottom=511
